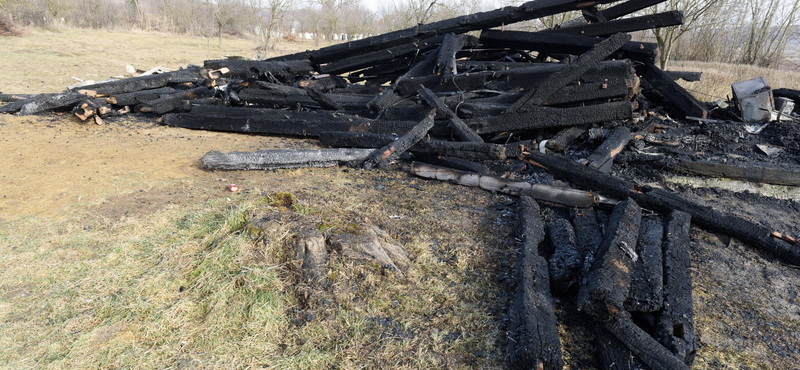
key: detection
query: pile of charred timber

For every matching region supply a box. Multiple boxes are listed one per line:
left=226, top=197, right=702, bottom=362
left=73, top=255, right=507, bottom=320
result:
left=2, top=0, right=799, bottom=368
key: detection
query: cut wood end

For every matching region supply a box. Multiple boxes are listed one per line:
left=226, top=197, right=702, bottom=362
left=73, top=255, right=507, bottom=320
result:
left=771, top=231, right=798, bottom=245
left=77, top=89, right=99, bottom=97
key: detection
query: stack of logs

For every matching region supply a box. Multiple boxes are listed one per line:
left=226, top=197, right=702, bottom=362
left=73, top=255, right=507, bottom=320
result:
left=2, top=1, right=799, bottom=368
left=509, top=194, right=696, bottom=370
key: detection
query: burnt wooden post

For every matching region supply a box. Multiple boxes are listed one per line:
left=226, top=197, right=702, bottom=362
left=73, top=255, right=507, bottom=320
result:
left=547, top=218, right=583, bottom=293
left=656, top=210, right=697, bottom=365
left=625, top=216, right=665, bottom=313
left=577, top=198, right=642, bottom=322
left=506, top=196, right=564, bottom=370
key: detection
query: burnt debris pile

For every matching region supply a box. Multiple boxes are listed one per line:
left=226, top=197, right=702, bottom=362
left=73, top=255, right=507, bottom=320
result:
left=2, top=0, right=800, bottom=368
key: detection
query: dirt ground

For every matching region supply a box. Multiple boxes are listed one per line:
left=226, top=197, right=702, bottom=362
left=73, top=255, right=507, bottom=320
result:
left=0, top=114, right=315, bottom=220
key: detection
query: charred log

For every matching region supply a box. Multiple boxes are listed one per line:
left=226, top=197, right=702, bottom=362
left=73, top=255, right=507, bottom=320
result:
left=625, top=216, right=665, bottom=313
left=200, top=148, right=375, bottom=170
left=656, top=210, right=697, bottom=365
left=577, top=198, right=642, bottom=322
left=506, top=195, right=564, bottom=370
left=480, top=30, right=659, bottom=64
left=410, top=162, right=599, bottom=208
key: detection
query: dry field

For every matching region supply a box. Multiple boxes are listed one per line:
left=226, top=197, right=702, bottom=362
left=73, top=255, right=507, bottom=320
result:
left=0, top=29, right=798, bottom=369
left=671, top=60, right=800, bottom=102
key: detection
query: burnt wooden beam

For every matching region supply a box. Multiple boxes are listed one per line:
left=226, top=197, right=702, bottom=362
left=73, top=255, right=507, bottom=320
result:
left=367, top=88, right=404, bottom=114
left=308, top=0, right=620, bottom=65
left=468, top=101, right=634, bottom=134
left=139, top=86, right=212, bottom=115
left=363, top=109, right=436, bottom=169
left=546, top=126, right=586, bottom=152
left=76, top=68, right=207, bottom=97
left=237, top=88, right=373, bottom=110
left=572, top=207, right=605, bottom=274
left=587, top=126, right=631, bottom=173
left=548, top=11, right=685, bottom=37
left=306, top=88, right=343, bottom=110
left=547, top=218, right=583, bottom=293
left=507, top=195, right=564, bottom=370
left=656, top=210, right=697, bottom=365
left=417, top=85, right=483, bottom=142
left=296, top=76, right=349, bottom=91
left=577, top=198, right=642, bottom=322
left=435, top=33, right=468, bottom=79
left=0, top=93, right=33, bottom=102
left=464, top=81, right=636, bottom=115
left=106, top=87, right=176, bottom=106
left=0, top=93, right=48, bottom=114
left=200, top=148, right=375, bottom=170
left=600, top=0, right=667, bottom=20
left=625, top=216, right=664, bottom=313
left=595, top=329, right=648, bottom=370
left=411, top=162, right=599, bottom=208
left=523, top=151, right=800, bottom=265
left=318, top=35, right=445, bottom=75
left=399, top=80, right=634, bottom=119
left=480, top=30, right=659, bottom=64
left=664, top=70, right=702, bottom=82
left=164, top=106, right=419, bottom=137
left=203, top=59, right=314, bottom=79
left=17, top=92, right=85, bottom=115
left=605, top=313, right=691, bottom=370
left=396, top=60, right=634, bottom=95
left=636, top=63, right=708, bottom=119
left=506, top=32, right=631, bottom=112
left=663, top=159, right=800, bottom=187
left=320, top=132, right=510, bottom=161
left=455, top=60, right=533, bottom=71
left=411, top=153, right=490, bottom=174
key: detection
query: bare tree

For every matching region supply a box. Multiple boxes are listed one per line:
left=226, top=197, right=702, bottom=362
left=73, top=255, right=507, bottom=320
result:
left=649, top=0, right=726, bottom=70
left=41, top=0, right=69, bottom=26
left=313, top=0, right=357, bottom=44
left=739, top=0, right=800, bottom=67
left=126, top=0, right=145, bottom=29
left=248, top=0, right=291, bottom=57
left=207, top=0, right=242, bottom=47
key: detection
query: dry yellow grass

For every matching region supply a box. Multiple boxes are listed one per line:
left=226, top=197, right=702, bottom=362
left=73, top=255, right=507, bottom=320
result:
left=0, top=28, right=315, bottom=94
left=671, top=60, right=800, bottom=101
